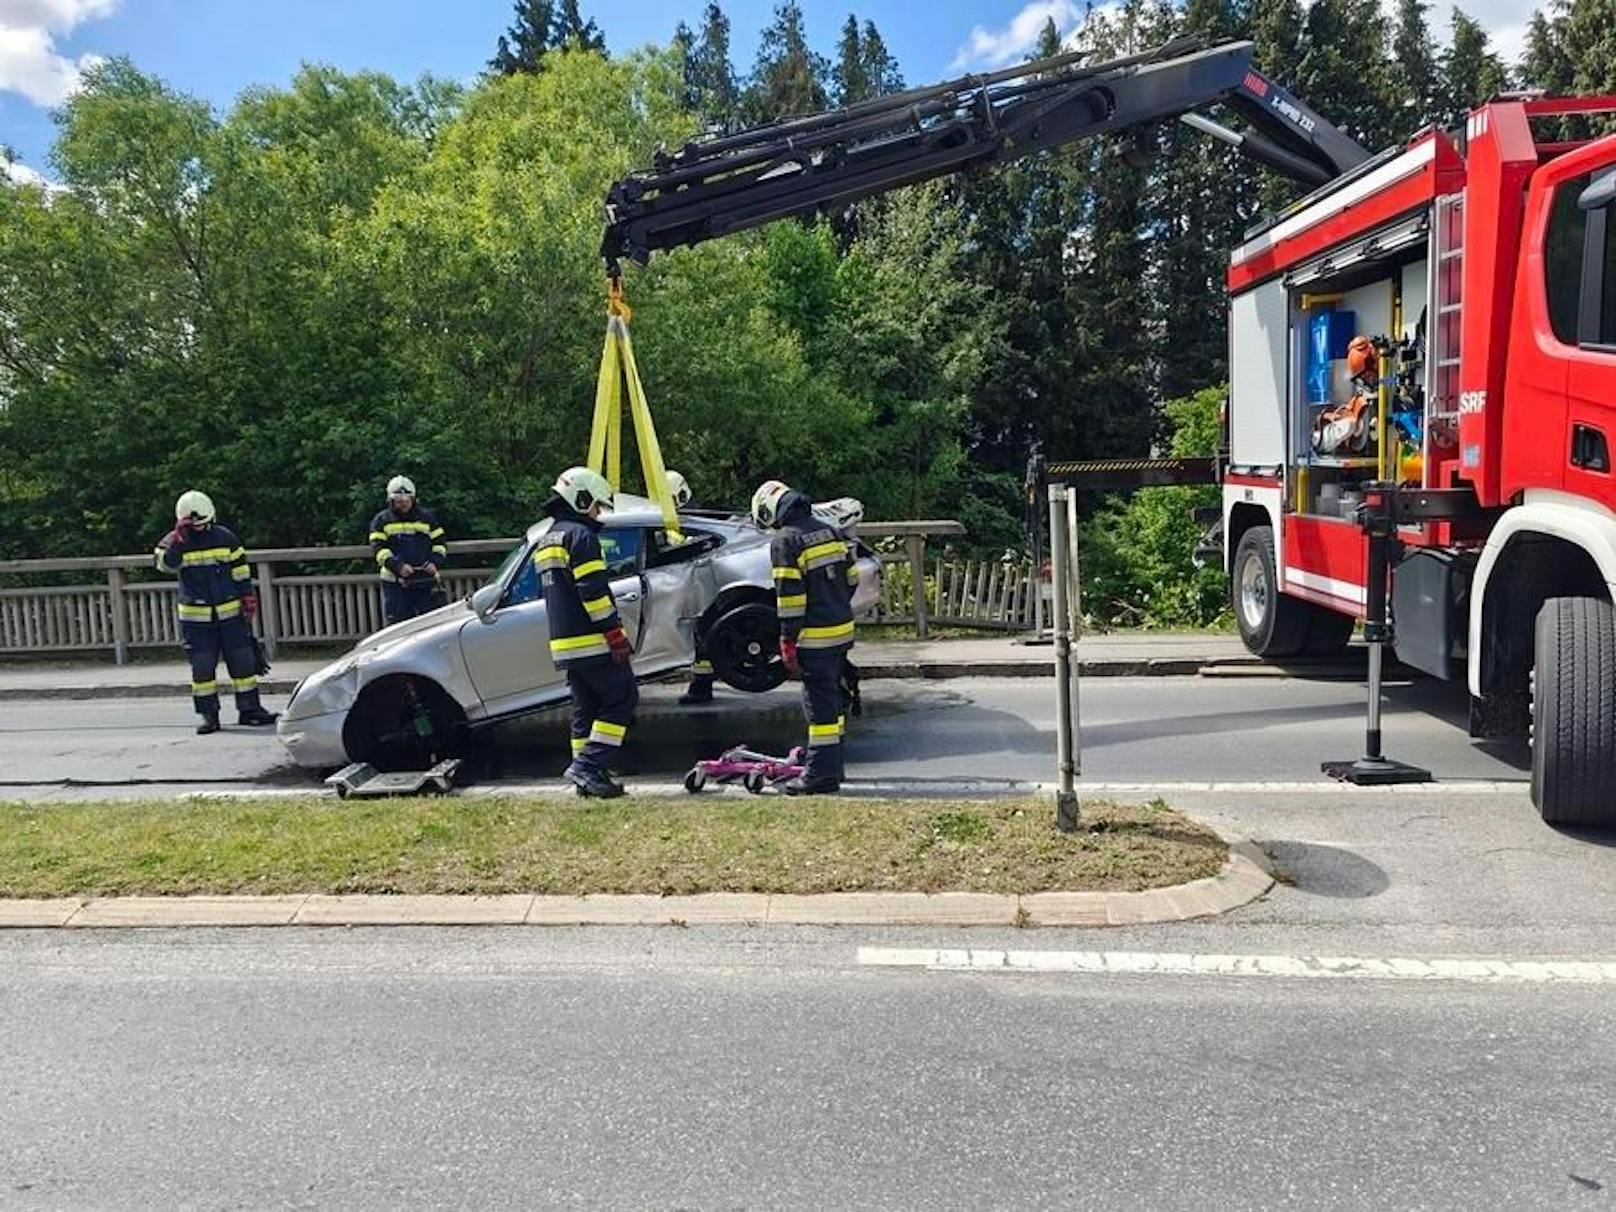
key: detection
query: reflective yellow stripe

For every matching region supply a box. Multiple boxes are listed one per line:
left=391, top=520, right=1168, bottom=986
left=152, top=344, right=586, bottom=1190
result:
left=583, top=595, right=615, bottom=621
left=808, top=722, right=841, bottom=738
left=778, top=594, right=807, bottom=617
left=550, top=634, right=609, bottom=657
left=807, top=721, right=841, bottom=746
left=798, top=620, right=854, bottom=648
left=692, top=660, right=714, bottom=675
left=533, top=545, right=569, bottom=571
left=231, top=675, right=258, bottom=690
left=369, top=531, right=388, bottom=542
left=383, top=521, right=432, bottom=535
left=772, top=567, right=803, bottom=581
left=181, top=546, right=235, bottom=566
left=589, top=719, right=628, bottom=744
left=232, top=565, right=251, bottom=580
left=573, top=558, right=606, bottom=579
left=430, top=527, right=446, bottom=540
left=375, top=548, right=394, bottom=565
left=191, top=680, right=217, bottom=695
left=797, top=541, right=847, bottom=569
left=846, top=565, right=860, bottom=584
left=177, top=600, right=243, bottom=621
left=571, top=737, right=587, bottom=755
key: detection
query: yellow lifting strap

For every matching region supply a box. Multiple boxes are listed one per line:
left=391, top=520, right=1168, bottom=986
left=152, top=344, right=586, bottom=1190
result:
left=589, top=278, right=681, bottom=541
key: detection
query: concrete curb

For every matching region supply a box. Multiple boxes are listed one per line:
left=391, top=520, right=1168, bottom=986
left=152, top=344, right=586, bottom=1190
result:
left=0, top=841, right=1272, bottom=930
left=0, top=656, right=1397, bottom=700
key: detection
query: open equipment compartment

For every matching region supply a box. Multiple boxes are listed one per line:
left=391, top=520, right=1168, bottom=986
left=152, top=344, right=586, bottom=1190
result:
left=1283, top=211, right=1443, bottom=521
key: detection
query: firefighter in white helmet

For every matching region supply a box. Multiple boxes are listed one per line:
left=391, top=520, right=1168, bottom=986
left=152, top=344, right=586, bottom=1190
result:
left=369, top=474, right=448, bottom=626
left=753, top=478, right=859, bottom=794
left=153, top=490, right=277, bottom=734
left=660, top=469, right=719, bottom=707
left=537, top=467, right=637, bottom=798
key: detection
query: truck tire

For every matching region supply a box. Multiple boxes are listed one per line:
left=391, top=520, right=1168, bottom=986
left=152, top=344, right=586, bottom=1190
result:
left=1531, top=596, right=1616, bottom=826
left=1231, top=525, right=1309, bottom=658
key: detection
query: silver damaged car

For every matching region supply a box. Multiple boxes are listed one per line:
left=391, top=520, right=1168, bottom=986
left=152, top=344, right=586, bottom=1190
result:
left=277, top=495, right=882, bottom=769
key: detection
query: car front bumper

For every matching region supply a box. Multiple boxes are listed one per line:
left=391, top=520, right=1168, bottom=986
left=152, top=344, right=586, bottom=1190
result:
left=276, top=709, right=350, bottom=769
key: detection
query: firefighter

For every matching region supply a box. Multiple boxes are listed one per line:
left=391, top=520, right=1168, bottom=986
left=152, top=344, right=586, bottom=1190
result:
left=661, top=468, right=720, bottom=707
left=154, top=491, right=278, bottom=734
left=369, top=475, right=448, bottom=626
left=539, top=467, right=637, bottom=798
left=752, top=479, right=859, bottom=795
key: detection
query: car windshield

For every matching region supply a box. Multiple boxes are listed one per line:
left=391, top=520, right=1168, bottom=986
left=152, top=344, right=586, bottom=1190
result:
left=487, top=540, right=530, bottom=590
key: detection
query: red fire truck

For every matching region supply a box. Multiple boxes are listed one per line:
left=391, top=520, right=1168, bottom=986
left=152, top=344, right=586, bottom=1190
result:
left=1222, top=98, right=1616, bottom=822
left=603, top=38, right=1616, bottom=824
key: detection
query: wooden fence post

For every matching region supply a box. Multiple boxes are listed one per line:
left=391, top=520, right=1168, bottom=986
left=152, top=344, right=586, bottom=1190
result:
left=256, top=561, right=280, bottom=660
left=107, top=568, right=130, bottom=666
left=905, top=534, right=929, bottom=640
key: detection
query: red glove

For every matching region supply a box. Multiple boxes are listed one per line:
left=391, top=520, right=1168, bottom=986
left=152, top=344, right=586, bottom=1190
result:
left=604, top=626, right=632, bottom=664
left=169, top=517, right=194, bottom=547
left=240, top=593, right=258, bottom=622
left=780, top=638, right=800, bottom=678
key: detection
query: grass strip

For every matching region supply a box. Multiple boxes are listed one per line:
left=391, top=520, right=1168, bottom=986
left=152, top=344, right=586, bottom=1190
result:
left=0, top=796, right=1225, bottom=899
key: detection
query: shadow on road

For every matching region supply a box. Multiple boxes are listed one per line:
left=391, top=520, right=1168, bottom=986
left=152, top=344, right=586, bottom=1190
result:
left=1261, top=841, right=1390, bottom=899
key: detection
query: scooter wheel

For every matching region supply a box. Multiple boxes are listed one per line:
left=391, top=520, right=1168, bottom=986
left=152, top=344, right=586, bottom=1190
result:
left=683, top=767, right=708, bottom=794
left=744, top=771, right=767, bottom=795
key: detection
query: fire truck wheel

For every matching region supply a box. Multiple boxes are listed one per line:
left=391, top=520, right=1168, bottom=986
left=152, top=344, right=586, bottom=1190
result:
left=1231, top=525, right=1309, bottom=658
left=1531, top=596, right=1616, bottom=826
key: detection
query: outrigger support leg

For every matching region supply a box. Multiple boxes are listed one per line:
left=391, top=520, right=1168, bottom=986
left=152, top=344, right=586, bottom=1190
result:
left=1322, top=480, right=1432, bottom=786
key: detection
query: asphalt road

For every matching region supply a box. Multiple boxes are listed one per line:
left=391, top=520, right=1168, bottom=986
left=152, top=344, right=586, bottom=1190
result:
left=0, top=673, right=1529, bottom=792
left=3, top=927, right=1613, bottom=1210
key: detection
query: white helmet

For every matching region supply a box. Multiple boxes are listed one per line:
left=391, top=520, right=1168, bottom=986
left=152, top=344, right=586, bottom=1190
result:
left=175, top=489, right=216, bottom=524
left=554, top=466, right=615, bottom=514
left=665, top=469, right=692, bottom=509
left=751, top=479, right=792, bottom=529
left=387, top=474, right=416, bottom=499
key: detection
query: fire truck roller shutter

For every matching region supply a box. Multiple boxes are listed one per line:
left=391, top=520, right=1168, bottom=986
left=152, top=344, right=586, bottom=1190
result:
left=1229, top=280, right=1289, bottom=467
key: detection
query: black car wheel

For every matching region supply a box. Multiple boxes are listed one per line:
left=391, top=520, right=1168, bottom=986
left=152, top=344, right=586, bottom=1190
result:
left=704, top=601, right=787, bottom=694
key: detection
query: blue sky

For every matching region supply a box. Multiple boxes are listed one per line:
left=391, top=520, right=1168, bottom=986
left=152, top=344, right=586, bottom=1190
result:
left=2, top=0, right=1537, bottom=183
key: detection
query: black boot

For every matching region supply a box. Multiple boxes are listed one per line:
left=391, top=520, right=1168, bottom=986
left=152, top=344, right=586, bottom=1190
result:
left=196, top=714, right=221, bottom=736
left=237, top=707, right=278, bottom=726
left=678, top=676, right=715, bottom=706
left=782, top=776, right=840, bottom=796
left=567, top=765, right=626, bottom=799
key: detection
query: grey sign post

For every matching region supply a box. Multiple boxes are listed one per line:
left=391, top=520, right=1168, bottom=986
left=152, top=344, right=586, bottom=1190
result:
left=1048, top=484, right=1081, bottom=832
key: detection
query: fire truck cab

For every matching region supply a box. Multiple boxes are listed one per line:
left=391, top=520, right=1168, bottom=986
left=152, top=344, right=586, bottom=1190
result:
left=1223, top=97, right=1616, bottom=824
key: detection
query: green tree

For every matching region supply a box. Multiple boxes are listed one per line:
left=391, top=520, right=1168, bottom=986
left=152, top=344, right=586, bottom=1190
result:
left=1294, top=0, right=1397, bottom=150
left=687, top=2, right=740, bottom=129
left=1391, top=0, right=1439, bottom=128
left=553, top=0, right=606, bottom=55
left=1438, top=9, right=1510, bottom=126
left=490, top=0, right=555, bottom=75
left=833, top=15, right=871, bottom=106
left=860, top=21, right=904, bottom=97
left=742, top=1, right=829, bottom=124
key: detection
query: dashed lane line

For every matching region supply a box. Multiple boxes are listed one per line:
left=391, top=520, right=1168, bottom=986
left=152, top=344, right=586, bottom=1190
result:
left=856, top=947, right=1616, bottom=984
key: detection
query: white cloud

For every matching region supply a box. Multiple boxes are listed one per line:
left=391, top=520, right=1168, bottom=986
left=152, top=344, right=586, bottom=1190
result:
left=950, top=0, right=1084, bottom=71
left=0, top=0, right=116, bottom=106
left=2, top=154, right=47, bottom=186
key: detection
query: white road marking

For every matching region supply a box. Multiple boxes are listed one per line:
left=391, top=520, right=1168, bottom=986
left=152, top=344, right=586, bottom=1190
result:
left=857, top=947, right=1616, bottom=984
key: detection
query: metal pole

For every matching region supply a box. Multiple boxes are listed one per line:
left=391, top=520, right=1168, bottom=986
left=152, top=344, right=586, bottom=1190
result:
left=1064, top=486, right=1082, bottom=778
left=1048, top=484, right=1080, bottom=832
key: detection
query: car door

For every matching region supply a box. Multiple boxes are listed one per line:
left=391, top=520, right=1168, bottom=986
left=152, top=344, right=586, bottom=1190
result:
left=459, top=528, right=646, bottom=719
left=637, top=526, right=724, bottom=673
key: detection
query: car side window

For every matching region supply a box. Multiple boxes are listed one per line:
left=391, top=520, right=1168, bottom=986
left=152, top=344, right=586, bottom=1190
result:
left=598, top=528, right=643, bottom=578
left=646, top=527, right=722, bottom=569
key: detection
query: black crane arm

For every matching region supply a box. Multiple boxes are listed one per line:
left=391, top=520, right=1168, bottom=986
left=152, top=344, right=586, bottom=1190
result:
left=602, top=36, right=1368, bottom=273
